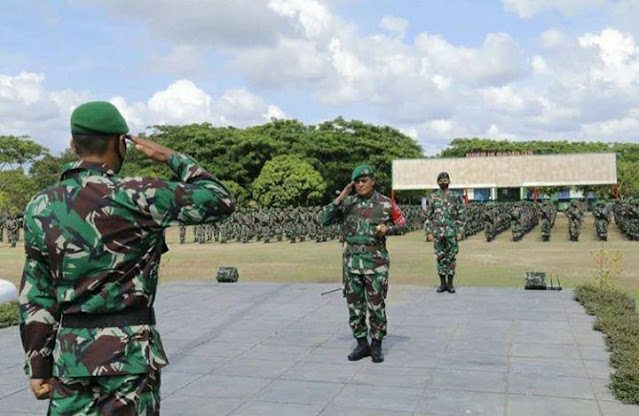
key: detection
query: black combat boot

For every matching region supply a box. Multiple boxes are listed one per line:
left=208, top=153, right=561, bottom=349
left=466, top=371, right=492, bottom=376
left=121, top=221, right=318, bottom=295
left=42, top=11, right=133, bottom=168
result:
left=437, top=275, right=447, bottom=293
left=347, top=337, right=370, bottom=361
left=446, top=276, right=456, bottom=293
left=370, top=339, right=384, bottom=363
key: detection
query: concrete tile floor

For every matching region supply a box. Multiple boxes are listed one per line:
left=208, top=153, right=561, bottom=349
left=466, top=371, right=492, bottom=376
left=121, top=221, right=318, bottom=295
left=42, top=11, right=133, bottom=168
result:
left=1, top=282, right=638, bottom=416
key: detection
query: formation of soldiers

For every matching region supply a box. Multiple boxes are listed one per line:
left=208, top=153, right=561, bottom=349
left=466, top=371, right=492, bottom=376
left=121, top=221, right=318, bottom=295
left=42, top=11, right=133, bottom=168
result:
left=0, top=212, right=23, bottom=247
left=614, top=199, right=639, bottom=241
left=511, top=201, right=540, bottom=241
left=483, top=203, right=512, bottom=241
left=3, top=201, right=638, bottom=248
left=181, top=205, right=425, bottom=244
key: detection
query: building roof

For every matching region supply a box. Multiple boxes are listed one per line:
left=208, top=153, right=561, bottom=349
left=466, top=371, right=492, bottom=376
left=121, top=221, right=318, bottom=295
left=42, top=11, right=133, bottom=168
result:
left=392, top=153, right=617, bottom=190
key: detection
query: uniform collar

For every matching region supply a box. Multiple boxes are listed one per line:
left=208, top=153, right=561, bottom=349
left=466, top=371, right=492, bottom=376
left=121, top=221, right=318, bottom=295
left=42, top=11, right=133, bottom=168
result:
left=61, top=160, right=117, bottom=179
left=356, top=190, right=376, bottom=201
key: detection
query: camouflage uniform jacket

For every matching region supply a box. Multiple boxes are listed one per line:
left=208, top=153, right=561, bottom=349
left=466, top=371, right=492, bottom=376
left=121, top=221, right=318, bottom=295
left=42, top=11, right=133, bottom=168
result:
left=424, top=190, right=466, bottom=238
left=320, top=191, right=407, bottom=247
left=19, top=153, right=235, bottom=379
left=565, top=207, right=583, bottom=222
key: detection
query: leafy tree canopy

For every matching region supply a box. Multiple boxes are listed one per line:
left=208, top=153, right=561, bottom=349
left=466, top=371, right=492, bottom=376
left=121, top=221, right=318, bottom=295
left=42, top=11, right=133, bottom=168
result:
left=0, top=135, right=48, bottom=170
left=252, top=154, right=326, bottom=207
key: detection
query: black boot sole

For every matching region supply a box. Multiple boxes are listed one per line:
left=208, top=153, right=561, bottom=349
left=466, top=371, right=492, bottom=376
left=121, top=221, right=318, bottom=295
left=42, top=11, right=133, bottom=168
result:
left=371, top=356, right=384, bottom=363
left=347, top=351, right=370, bottom=361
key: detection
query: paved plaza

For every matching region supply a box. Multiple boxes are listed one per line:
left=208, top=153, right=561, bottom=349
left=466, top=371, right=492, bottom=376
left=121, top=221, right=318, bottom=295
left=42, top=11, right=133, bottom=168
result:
left=0, top=282, right=638, bottom=415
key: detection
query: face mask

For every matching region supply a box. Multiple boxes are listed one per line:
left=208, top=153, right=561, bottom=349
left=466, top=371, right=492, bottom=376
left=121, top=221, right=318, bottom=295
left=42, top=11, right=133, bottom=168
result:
left=439, top=183, right=449, bottom=190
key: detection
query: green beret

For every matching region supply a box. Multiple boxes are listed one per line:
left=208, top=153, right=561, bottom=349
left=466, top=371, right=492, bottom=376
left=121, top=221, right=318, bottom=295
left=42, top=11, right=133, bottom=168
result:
left=351, top=164, right=375, bottom=181
left=71, top=101, right=129, bottom=135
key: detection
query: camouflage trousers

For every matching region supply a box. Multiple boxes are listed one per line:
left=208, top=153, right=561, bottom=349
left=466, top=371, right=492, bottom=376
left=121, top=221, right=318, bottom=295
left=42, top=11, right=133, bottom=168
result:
left=540, top=219, right=551, bottom=240
left=512, top=225, right=523, bottom=241
left=433, top=236, right=458, bottom=278
left=343, top=250, right=389, bottom=341
left=48, top=371, right=160, bottom=416
left=569, top=221, right=581, bottom=239
left=484, top=223, right=495, bottom=241
left=8, top=231, right=17, bottom=247
left=595, top=220, right=608, bottom=238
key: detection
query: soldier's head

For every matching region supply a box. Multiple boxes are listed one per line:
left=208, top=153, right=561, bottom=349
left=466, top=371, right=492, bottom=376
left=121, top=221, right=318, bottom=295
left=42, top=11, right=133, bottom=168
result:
left=70, top=101, right=129, bottom=173
left=437, top=172, right=450, bottom=190
left=351, top=164, right=376, bottom=197
left=571, top=199, right=579, bottom=207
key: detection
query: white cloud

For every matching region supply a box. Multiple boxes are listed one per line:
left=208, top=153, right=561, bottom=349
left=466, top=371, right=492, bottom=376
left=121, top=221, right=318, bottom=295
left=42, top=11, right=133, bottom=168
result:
left=415, top=32, right=528, bottom=86
left=581, top=117, right=639, bottom=140
left=92, top=0, right=290, bottom=48
left=379, top=16, right=408, bottom=39
left=268, top=0, right=335, bottom=39
left=0, top=72, right=87, bottom=148
left=501, top=0, right=606, bottom=18
left=578, top=29, right=639, bottom=86
left=150, top=45, right=208, bottom=78
left=147, top=80, right=212, bottom=125
left=0, top=73, right=286, bottom=153
left=28, top=1, right=639, bottom=154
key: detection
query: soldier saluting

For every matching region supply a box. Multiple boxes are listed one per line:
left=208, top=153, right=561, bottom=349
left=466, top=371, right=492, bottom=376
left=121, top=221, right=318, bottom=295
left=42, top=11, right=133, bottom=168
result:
left=425, top=172, right=465, bottom=293
left=18, top=101, right=235, bottom=414
left=321, top=164, right=407, bottom=363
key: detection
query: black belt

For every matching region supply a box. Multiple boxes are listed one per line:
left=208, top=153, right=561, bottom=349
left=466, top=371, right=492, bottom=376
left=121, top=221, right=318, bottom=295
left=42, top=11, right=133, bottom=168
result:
left=61, top=307, right=155, bottom=328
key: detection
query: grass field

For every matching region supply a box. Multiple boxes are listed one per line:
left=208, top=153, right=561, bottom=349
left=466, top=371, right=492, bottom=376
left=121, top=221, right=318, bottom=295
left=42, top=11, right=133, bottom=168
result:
left=1, top=215, right=637, bottom=303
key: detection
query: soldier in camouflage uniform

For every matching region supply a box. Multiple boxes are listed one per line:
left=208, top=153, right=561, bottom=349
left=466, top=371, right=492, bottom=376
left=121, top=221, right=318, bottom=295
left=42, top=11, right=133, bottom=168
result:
left=565, top=199, right=584, bottom=241
left=511, top=202, right=524, bottom=241
left=539, top=199, right=556, bottom=241
left=0, top=212, right=6, bottom=242
left=18, top=101, right=235, bottom=415
left=321, top=164, right=407, bottom=363
left=592, top=200, right=611, bottom=241
left=7, top=215, right=22, bottom=247
left=179, top=225, right=186, bottom=244
left=424, top=172, right=465, bottom=293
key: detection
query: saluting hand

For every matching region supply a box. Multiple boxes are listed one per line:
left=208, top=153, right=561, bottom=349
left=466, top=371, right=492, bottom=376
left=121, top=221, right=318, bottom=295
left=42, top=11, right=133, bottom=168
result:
left=335, top=182, right=354, bottom=204
left=129, top=136, right=176, bottom=163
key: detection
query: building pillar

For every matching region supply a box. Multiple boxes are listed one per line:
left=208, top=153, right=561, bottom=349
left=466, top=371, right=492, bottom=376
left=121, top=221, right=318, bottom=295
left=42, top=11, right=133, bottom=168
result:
left=491, top=187, right=497, bottom=201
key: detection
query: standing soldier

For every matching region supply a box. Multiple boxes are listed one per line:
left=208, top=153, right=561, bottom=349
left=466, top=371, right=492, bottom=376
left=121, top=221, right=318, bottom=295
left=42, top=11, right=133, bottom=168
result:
left=424, top=172, right=465, bottom=293
left=7, top=215, right=22, bottom=248
left=565, top=199, right=584, bottom=241
left=539, top=199, right=554, bottom=241
left=593, top=200, right=611, bottom=241
left=0, top=212, right=5, bottom=242
left=321, top=164, right=407, bottom=363
left=18, top=101, right=235, bottom=414
left=179, top=225, right=187, bottom=244
left=511, top=202, right=524, bottom=241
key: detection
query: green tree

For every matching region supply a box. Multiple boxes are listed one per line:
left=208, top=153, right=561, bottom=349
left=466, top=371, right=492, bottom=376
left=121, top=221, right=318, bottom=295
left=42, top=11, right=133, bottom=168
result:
left=29, top=150, right=78, bottom=190
left=0, top=135, right=48, bottom=170
left=618, top=161, right=639, bottom=198
left=0, top=170, right=38, bottom=214
left=252, top=155, right=326, bottom=207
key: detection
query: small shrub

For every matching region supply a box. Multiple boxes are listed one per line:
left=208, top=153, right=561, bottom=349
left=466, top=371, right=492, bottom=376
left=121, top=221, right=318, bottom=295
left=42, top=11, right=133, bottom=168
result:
left=575, top=284, right=639, bottom=404
left=0, top=301, right=19, bottom=328
left=591, top=248, right=623, bottom=290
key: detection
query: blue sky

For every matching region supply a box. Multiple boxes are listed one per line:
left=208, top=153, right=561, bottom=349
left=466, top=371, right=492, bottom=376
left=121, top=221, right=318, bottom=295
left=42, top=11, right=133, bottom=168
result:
left=2, top=0, right=639, bottom=155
